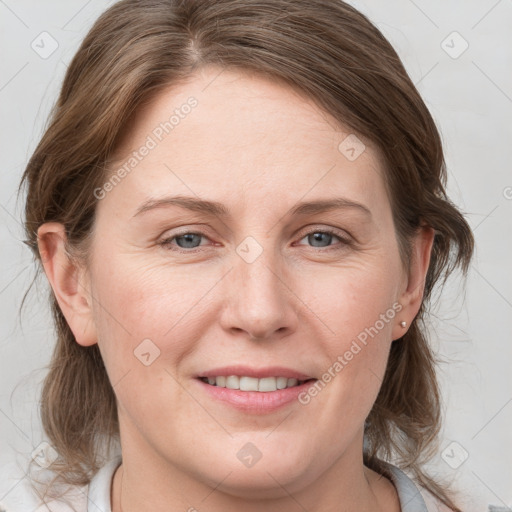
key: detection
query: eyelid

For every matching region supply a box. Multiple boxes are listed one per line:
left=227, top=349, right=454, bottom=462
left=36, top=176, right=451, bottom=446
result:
left=159, top=229, right=214, bottom=251
left=159, top=224, right=353, bottom=253
left=294, top=224, right=353, bottom=244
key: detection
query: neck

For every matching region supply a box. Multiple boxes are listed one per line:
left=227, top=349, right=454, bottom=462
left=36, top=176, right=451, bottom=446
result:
left=111, top=426, right=400, bottom=512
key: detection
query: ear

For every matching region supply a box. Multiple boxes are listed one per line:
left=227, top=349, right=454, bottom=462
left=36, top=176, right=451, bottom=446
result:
left=37, top=222, right=97, bottom=347
left=392, top=225, right=435, bottom=340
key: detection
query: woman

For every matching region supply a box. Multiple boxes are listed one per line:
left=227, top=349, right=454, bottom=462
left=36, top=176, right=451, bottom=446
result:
left=20, top=0, right=474, bottom=511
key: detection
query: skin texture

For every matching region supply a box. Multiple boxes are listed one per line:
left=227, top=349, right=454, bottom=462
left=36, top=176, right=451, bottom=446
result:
left=38, top=66, right=434, bottom=512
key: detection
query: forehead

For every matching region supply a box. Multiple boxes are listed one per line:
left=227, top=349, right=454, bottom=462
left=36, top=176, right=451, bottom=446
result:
left=102, top=66, right=388, bottom=217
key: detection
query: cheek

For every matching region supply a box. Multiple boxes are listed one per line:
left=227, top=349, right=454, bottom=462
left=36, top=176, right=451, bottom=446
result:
left=294, top=255, right=401, bottom=417
left=296, top=254, right=402, bottom=346
left=89, top=252, right=226, bottom=374
left=90, top=229, right=402, bottom=378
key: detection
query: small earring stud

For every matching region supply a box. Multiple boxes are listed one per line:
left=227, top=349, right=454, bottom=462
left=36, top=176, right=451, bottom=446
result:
left=400, top=321, right=407, bottom=328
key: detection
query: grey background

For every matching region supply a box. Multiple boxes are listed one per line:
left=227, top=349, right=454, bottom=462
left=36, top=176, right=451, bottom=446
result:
left=1, top=1, right=511, bottom=511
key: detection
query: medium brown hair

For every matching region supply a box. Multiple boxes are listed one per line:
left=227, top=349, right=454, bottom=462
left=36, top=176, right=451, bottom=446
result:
left=20, top=0, right=474, bottom=508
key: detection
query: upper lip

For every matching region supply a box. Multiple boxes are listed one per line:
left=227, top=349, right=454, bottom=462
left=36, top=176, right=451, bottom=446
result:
left=198, top=366, right=315, bottom=380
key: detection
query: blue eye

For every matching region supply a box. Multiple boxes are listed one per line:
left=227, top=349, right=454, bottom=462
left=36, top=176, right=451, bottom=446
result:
left=160, top=232, right=208, bottom=250
left=297, top=229, right=350, bottom=249
left=159, top=228, right=351, bottom=253
left=303, top=231, right=337, bottom=248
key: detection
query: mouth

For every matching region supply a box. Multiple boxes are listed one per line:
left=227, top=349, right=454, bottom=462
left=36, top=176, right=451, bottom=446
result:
left=195, top=366, right=317, bottom=413
left=198, top=375, right=314, bottom=392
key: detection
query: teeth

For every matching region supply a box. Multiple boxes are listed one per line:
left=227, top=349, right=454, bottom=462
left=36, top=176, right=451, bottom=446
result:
left=240, top=376, right=259, bottom=391
left=225, top=375, right=239, bottom=389
left=258, top=377, right=277, bottom=392
left=202, top=375, right=306, bottom=391
left=276, top=377, right=288, bottom=389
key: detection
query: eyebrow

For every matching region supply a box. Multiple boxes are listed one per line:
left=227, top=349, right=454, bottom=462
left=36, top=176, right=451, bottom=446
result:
left=132, top=195, right=372, bottom=219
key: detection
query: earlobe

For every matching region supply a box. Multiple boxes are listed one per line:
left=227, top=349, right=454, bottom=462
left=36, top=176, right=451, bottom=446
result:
left=37, top=223, right=97, bottom=347
left=392, top=226, right=435, bottom=340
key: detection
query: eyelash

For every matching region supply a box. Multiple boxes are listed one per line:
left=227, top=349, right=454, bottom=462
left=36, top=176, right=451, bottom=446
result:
left=158, top=227, right=353, bottom=253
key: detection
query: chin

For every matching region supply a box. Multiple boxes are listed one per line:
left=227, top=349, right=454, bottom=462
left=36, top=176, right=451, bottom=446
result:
left=205, top=466, right=312, bottom=501
left=190, top=446, right=320, bottom=500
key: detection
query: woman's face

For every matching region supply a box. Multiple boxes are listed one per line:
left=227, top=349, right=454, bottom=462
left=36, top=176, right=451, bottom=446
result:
left=44, top=66, right=431, bottom=499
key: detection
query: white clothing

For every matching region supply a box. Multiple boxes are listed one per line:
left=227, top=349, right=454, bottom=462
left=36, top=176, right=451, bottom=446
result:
left=2, top=455, right=453, bottom=511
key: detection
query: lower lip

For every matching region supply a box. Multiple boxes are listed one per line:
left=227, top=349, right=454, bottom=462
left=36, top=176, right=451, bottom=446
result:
left=195, top=378, right=317, bottom=413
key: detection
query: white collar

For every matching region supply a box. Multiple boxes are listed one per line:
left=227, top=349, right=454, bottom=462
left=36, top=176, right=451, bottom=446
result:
left=86, top=455, right=429, bottom=512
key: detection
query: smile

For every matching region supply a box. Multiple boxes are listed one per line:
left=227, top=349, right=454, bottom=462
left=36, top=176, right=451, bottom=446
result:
left=199, top=375, right=310, bottom=392
left=195, top=366, right=317, bottom=413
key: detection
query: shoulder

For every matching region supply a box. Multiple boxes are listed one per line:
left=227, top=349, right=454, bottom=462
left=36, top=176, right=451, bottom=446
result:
left=418, top=486, right=458, bottom=512
left=0, top=480, right=87, bottom=512
left=376, top=459, right=458, bottom=512
left=2, top=456, right=121, bottom=512
left=31, top=488, right=88, bottom=512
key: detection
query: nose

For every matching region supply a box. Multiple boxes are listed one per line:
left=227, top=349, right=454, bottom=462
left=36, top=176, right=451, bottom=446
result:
left=219, top=244, right=299, bottom=341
